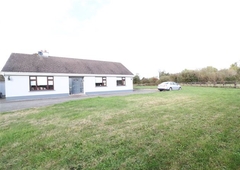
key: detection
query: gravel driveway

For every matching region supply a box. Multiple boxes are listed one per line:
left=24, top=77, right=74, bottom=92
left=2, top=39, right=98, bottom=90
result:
left=0, top=89, right=157, bottom=113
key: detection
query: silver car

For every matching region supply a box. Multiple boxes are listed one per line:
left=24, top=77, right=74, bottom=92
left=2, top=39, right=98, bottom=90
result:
left=158, top=81, right=181, bottom=91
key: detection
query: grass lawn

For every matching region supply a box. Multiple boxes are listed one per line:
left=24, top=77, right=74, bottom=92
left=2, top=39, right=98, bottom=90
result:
left=134, top=85, right=157, bottom=89
left=1, top=87, right=240, bottom=169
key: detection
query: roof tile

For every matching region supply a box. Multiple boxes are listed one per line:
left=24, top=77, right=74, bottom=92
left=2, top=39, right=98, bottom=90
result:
left=2, top=53, right=133, bottom=75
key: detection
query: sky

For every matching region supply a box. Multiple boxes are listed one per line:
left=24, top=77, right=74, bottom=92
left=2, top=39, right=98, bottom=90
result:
left=0, top=0, right=240, bottom=78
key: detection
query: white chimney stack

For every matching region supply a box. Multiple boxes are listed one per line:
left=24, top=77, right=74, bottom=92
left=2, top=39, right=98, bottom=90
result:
left=38, top=50, right=49, bottom=57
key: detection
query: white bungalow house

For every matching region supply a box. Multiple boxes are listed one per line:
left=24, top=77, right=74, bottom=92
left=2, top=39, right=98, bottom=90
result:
left=1, top=52, right=134, bottom=100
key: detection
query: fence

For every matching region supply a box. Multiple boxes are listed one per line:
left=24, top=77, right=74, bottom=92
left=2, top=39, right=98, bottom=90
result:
left=181, top=81, right=240, bottom=89
left=135, top=81, right=240, bottom=89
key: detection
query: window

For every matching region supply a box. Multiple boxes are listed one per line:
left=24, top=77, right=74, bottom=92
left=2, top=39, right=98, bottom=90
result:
left=30, top=76, right=54, bottom=91
left=95, top=77, right=107, bottom=87
left=116, top=77, right=126, bottom=86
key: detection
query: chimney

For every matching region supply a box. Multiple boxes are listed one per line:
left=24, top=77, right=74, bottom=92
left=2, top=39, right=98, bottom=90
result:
left=38, top=50, right=49, bottom=57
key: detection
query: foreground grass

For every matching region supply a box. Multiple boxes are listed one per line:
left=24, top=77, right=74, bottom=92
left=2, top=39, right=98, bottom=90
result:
left=1, top=87, right=240, bottom=169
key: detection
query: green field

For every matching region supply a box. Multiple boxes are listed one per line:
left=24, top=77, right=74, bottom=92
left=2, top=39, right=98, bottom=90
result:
left=1, top=87, right=240, bottom=169
left=134, top=85, right=157, bottom=89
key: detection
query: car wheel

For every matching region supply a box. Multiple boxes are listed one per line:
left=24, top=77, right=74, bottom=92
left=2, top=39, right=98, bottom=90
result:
left=169, top=87, right=172, bottom=91
left=178, top=87, right=182, bottom=90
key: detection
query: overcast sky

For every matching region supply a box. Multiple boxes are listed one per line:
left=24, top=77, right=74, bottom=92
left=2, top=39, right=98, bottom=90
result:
left=0, top=0, right=240, bottom=78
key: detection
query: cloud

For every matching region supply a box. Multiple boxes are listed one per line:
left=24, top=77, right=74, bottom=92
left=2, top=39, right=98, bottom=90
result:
left=1, top=0, right=240, bottom=78
left=73, top=0, right=240, bottom=76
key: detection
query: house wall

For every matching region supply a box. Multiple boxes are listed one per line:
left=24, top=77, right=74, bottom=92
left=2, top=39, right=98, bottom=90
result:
left=84, top=76, right=133, bottom=94
left=4, top=76, right=69, bottom=100
left=3, top=74, right=133, bottom=100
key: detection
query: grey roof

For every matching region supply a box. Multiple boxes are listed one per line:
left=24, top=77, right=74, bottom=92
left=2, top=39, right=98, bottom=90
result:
left=2, top=53, right=133, bottom=75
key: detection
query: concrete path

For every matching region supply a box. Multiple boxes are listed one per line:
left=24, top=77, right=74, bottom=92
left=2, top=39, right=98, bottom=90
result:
left=0, top=89, right=157, bottom=113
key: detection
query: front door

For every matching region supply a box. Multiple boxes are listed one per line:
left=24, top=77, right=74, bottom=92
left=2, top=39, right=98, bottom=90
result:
left=69, top=77, right=83, bottom=94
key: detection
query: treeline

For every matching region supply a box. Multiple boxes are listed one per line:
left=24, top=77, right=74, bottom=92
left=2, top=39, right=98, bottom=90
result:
left=134, top=62, right=240, bottom=85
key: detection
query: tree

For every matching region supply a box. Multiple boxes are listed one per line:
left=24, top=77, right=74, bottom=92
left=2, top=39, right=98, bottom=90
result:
left=141, top=77, right=150, bottom=84
left=158, top=75, right=171, bottom=83
left=229, top=62, right=240, bottom=81
left=158, top=70, right=169, bottom=79
left=198, top=66, right=218, bottom=83
left=230, top=62, right=239, bottom=71
left=148, top=77, right=158, bottom=84
left=180, top=69, right=198, bottom=83
left=218, top=69, right=236, bottom=82
left=170, top=73, right=180, bottom=83
left=133, top=74, right=141, bottom=84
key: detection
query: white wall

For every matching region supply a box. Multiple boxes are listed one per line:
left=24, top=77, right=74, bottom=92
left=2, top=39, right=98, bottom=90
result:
left=4, top=76, right=69, bottom=98
left=84, top=76, right=133, bottom=94
left=54, top=76, right=69, bottom=94
left=4, top=74, right=133, bottom=99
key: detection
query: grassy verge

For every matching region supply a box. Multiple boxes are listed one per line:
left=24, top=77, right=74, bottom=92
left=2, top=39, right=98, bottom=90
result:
left=134, top=85, right=157, bottom=89
left=1, top=87, right=240, bottom=169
